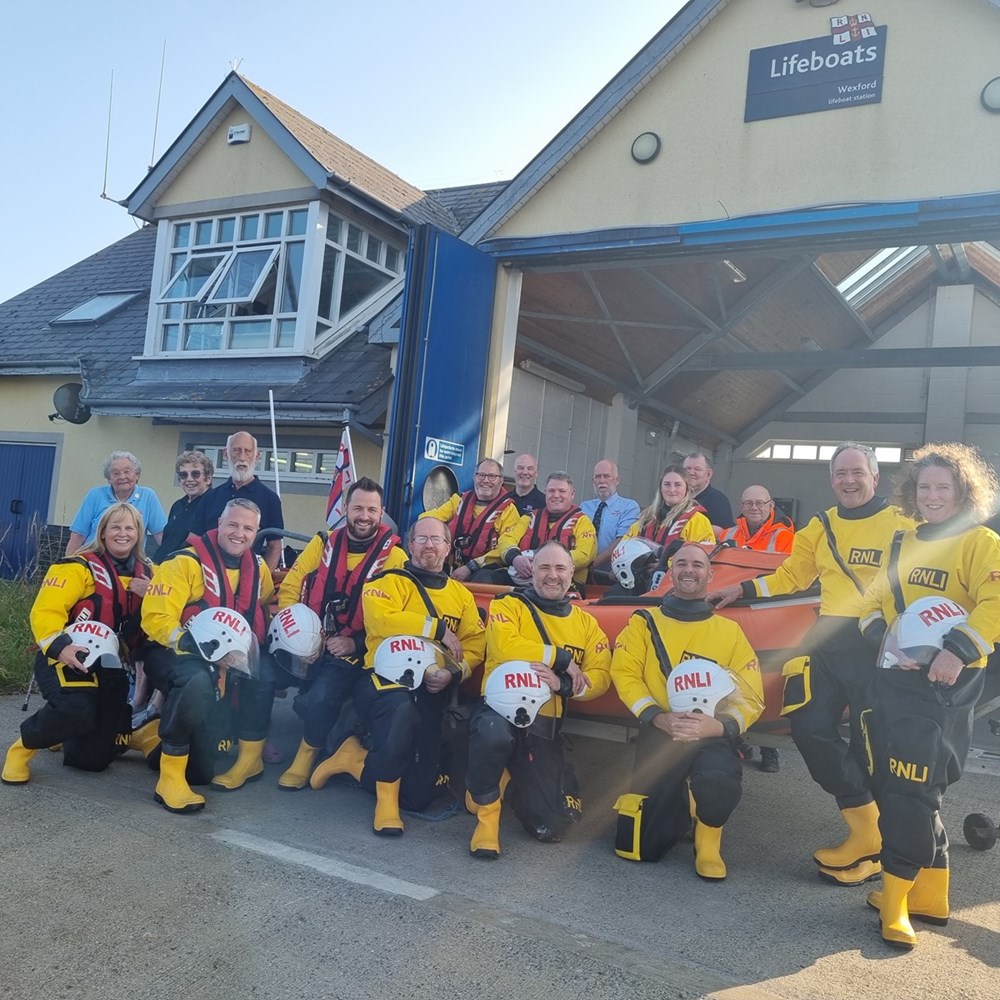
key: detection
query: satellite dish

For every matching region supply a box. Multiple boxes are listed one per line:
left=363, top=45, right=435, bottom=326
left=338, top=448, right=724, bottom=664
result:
left=50, top=383, right=92, bottom=425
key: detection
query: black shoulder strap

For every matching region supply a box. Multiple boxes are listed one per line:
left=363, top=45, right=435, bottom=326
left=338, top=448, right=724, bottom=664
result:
left=817, top=510, right=865, bottom=596
left=886, top=530, right=907, bottom=616
left=505, top=592, right=554, bottom=646
left=377, top=568, right=439, bottom=619
left=636, top=609, right=673, bottom=681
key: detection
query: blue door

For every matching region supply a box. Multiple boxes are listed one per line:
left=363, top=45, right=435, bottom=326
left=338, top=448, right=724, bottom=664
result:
left=0, top=443, right=56, bottom=578
left=384, top=226, right=497, bottom=527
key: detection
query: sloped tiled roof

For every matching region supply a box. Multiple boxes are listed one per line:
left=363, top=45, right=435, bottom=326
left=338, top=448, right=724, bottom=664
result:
left=243, top=77, right=461, bottom=234
left=0, top=225, right=392, bottom=424
left=425, top=181, right=509, bottom=232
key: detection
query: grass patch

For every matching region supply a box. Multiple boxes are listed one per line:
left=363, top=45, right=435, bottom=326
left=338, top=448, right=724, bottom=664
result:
left=0, top=577, right=38, bottom=694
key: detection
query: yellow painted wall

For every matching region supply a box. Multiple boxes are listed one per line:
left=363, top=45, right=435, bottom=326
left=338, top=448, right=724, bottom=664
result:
left=497, top=0, right=1000, bottom=238
left=158, top=107, right=312, bottom=208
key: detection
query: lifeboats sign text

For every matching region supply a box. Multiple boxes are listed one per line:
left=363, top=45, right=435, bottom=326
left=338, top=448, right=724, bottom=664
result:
left=745, top=13, right=887, bottom=123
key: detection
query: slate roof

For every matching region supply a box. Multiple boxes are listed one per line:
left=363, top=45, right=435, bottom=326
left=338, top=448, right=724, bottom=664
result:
left=425, top=181, right=509, bottom=232
left=0, top=225, right=392, bottom=425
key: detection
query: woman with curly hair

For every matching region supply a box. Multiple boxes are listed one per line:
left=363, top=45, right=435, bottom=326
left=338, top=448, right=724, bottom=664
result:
left=858, top=443, right=1000, bottom=949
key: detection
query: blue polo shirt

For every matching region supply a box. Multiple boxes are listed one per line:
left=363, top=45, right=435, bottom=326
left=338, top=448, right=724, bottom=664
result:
left=581, top=492, right=640, bottom=552
left=70, top=485, right=168, bottom=543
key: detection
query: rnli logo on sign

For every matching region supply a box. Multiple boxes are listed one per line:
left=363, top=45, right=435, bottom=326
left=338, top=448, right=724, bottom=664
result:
left=908, top=568, right=949, bottom=592
left=848, top=548, right=883, bottom=567
left=831, top=13, right=877, bottom=46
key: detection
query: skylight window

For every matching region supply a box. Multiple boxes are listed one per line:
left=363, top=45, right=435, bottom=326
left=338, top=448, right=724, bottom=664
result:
left=53, top=292, right=140, bottom=323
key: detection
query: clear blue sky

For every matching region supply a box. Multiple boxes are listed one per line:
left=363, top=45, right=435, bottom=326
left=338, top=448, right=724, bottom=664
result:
left=2, top=0, right=686, bottom=303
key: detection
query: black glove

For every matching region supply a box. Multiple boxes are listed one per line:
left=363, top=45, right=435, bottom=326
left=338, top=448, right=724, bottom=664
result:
left=178, top=630, right=200, bottom=656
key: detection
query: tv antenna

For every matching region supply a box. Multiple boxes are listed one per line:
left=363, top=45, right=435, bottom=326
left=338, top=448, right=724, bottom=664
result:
left=150, top=40, right=167, bottom=169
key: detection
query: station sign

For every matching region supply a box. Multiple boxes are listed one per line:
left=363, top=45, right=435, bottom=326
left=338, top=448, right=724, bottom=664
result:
left=745, top=13, right=887, bottom=123
left=424, top=436, right=465, bottom=466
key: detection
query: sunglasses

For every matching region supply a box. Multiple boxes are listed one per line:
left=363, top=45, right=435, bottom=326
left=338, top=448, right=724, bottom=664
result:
left=177, top=470, right=203, bottom=480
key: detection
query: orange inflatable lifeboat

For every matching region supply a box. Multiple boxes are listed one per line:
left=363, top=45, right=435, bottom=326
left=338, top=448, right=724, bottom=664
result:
left=462, top=547, right=819, bottom=735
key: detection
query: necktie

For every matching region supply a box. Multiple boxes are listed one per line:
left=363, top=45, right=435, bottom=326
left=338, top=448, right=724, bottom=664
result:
left=593, top=500, right=607, bottom=536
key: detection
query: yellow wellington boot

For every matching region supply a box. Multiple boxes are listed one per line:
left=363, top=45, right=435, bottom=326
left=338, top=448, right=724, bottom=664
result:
left=127, top=720, right=161, bottom=759
left=470, top=799, right=502, bottom=860
left=154, top=753, right=206, bottom=813
left=813, top=802, right=881, bottom=869
left=374, top=779, right=404, bottom=836
left=867, top=866, right=949, bottom=926
left=465, top=769, right=511, bottom=816
left=2, top=738, right=37, bottom=785
left=817, top=858, right=882, bottom=886
left=879, top=873, right=917, bottom=949
left=211, top=739, right=265, bottom=791
left=693, top=822, right=727, bottom=880
left=309, top=735, right=368, bottom=790
left=278, top=740, right=320, bottom=790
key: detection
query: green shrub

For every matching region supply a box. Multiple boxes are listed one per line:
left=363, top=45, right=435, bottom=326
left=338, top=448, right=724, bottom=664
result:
left=0, top=577, right=38, bottom=694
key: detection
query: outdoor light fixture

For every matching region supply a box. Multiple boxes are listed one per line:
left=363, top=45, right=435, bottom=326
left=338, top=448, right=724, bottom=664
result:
left=518, top=359, right=586, bottom=393
left=981, top=77, right=1000, bottom=113
left=630, top=131, right=661, bottom=164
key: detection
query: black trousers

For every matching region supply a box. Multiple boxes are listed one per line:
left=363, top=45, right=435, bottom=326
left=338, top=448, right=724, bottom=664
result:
left=627, top=725, right=743, bottom=862
left=292, top=653, right=363, bottom=748
left=144, top=644, right=276, bottom=781
left=783, top=616, right=875, bottom=809
left=866, top=666, right=985, bottom=880
left=20, top=652, right=131, bottom=772
left=351, top=671, right=453, bottom=812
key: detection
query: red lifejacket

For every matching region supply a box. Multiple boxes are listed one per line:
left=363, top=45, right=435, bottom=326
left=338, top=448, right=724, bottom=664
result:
left=302, top=524, right=399, bottom=637
left=451, top=491, right=513, bottom=561
left=178, top=530, right=266, bottom=641
left=66, top=552, right=151, bottom=654
left=639, top=503, right=708, bottom=545
left=519, top=506, right=585, bottom=552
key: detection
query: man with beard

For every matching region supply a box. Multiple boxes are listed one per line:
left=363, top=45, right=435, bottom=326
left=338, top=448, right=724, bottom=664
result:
left=201, top=432, right=284, bottom=570
left=508, top=453, right=545, bottom=516
left=273, top=478, right=405, bottom=789
left=141, top=498, right=275, bottom=813
left=712, top=443, right=912, bottom=886
left=611, top=543, right=763, bottom=879
left=420, top=458, right=521, bottom=581
left=475, top=472, right=597, bottom=586
left=466, top=540, right=611, bottom=858
left=310, top=517, right=485, bottom=835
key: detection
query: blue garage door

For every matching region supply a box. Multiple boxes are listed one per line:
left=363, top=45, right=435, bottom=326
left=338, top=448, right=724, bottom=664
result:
left=0, top=443, right=56, bottom=578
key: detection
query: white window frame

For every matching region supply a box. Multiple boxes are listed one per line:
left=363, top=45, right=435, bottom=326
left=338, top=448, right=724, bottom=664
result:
left=159, top=252, right=230, bottom=303
left=205, top=246, right=280, bottom=305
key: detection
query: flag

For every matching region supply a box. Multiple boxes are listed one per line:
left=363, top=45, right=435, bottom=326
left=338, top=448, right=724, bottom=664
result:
left=326, top=426, right=356, bottom=528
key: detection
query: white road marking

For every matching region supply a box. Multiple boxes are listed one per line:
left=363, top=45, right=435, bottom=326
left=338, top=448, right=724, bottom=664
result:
left=211, top=829, right=439, bottom=901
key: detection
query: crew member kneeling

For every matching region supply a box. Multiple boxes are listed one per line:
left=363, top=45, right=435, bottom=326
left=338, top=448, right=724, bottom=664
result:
left=466, top=540, right=611, bottom=858
left=3, top=503, right=157, bottom=785
left=611, top=543, right=763, bottom=879
left=140, top=498, right=275, bottom=813
left=310, top=517, right=485, bottom=835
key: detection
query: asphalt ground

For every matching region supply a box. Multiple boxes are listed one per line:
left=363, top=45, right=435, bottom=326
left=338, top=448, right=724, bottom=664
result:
left=1, top=692, right=998, bottom=1000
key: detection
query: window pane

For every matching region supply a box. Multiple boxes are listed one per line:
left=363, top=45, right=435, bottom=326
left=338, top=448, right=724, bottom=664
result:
left=229, top=319, right=272, bottom=350
left=264, top=212, right=283, bottom=238
left=792, top=445, right=817, bottom=460
left=818, top=445, right=837, bottom=460
left=162, top=253, right=227, bottom=300
left=164, top=303, right=183, bottom=320
left=209, top=248, right=276, bottom=302
left=385, top=246, right=400, bottom=273
left=290, top=451, right=316, bottom=474
left=317, top=452, right=337, bottom=476
left=366, top=235, right=382, bottom=263
left=162, top=324, right=180, bottom=351
left=218, top=217, right=236, bottom=243
left=240, top=215, right=259, bottom=241
left=346, top=224, right=362, bottom=253
left=279, top=242, right=304, bottom=313
left=772, top=443, right=792, bottom=459
left=327, top=214, right=343, bottom=243
left=319, top=244, right=339, bottom=321
left=753, top=446, right=771, bottom=459
left=184, top=323, right=223, bottom=350
left=169, top=253, right=185, bottom=277
left=173, top=223, right=191, bottom=249
left=266, top=450, right=289, bottom=473
left=276, top=318, right=296, bottom=348
left=194, top=220, right=213, bottom=245
left=340, top=256, right=392, bottom=317
left=288, top=209, right=307, bottom=236
left=875, top=447, right=901, bottom=464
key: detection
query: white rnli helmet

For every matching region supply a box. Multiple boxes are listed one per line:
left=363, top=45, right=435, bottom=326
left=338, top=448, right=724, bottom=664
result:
left=610, top=537, right=663, bottom=590
left=373, top=635, right=445, bottom=689
left=268, top=603, right=323, bottom=678
left=666, top=659, right=736, bottom=715
left=879, top=597, right=968, bottom=670
left=65, top=620, right=122, bottom=670
left=186, top=608, right=257, bottom=676
left=484, top=660, right=552, bottom=728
